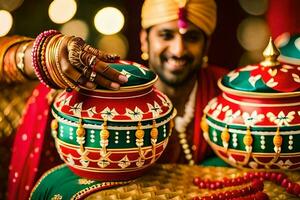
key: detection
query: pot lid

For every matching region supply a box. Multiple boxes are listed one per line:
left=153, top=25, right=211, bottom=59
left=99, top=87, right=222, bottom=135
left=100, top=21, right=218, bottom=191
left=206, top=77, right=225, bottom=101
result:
left=221, top=38, right=300, bottom=93
left=52, top=60, right=174, bottom=122
left=275, top=32, right=300, bottom=65
left=94, top=60, right=157, bottom=91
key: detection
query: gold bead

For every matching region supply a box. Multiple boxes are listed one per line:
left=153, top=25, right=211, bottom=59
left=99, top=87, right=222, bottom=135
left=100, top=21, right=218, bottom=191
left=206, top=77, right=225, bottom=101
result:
left=273, top=127, right=282, bottom=146
left=221, top=127, right=230, bottom=142
left=136, top=129, right=145, bottom=139
left=76, top=126, right=85, bottom=137
left=100, top=129, right=110, bottom=140
left=51, top=119, right=58, bottom=130
left=150, top=120, right=158, bottom=139
left=135, top=121, right=144, bottom=139
left=243, top=128, right=253, bottom=146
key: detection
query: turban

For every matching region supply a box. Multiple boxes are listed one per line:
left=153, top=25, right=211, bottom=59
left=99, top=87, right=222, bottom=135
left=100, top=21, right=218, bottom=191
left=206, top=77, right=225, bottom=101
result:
left=141, top=0, right=217, bottom=36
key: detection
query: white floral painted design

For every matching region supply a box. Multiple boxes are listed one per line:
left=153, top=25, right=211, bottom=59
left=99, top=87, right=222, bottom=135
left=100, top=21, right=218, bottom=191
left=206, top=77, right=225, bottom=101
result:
left=267, top=111, right=296, bottom=126
left=125, top=107, right=144, bottom=120
left=292, top=73, right=300, bottom=83
left=87, top=106, right=97, bottom=117
left=100, top=107, right=119, bottom=120
left=227, top=70, right=239, bottom=82
left=120, top=69, right=132, bottom=79
left=242, top=111, right=265, bottom=126
left=268, top=68, right=277, bottom=77
left=248, top=75, right=262, bottom=87
left=118, top=155, right=130, bottom=168
left=69, top=102, right=83, bottom=116
left=212, top=104, right=223, bottom=117
left=240, top=65, right=258, bottom=71
left=58, top=95, right=72, bottom=109
left=67, top=154, right=75, bottom=166
left=147, top=101, right=162, bottom=117
left=135, top=64, right=147, bottom=75
left=280, top=64, right=294, bottom=73
left=158, top=95, right=171, bottom=108
left=97, top=157, right=110, bottom=168
left=224, top=109, right=241, bottom=123
left=265, top=78, right=278, bottom=88
left=276, top=159, right=293, bottom=169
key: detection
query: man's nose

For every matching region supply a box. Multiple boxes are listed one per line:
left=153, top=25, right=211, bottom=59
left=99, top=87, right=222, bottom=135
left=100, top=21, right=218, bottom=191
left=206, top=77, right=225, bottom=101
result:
left=169, top=36, right=185, bottom=57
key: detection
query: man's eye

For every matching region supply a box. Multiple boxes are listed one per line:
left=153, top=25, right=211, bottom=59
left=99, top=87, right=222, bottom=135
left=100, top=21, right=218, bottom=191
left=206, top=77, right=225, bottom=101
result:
left=159, top=32, right=173, bottom=40
left=184, top=34, right=201, bottom=42
left=184, top=32, right=204, bottom=42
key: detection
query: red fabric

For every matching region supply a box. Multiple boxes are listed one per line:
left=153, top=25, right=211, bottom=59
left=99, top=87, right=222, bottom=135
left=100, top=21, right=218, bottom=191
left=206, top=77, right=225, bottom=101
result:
left=7, top=83, right=52, bottom=200
left=193, top=65, right=228, bottom=163
left=267, top=0, right=300, bottom=38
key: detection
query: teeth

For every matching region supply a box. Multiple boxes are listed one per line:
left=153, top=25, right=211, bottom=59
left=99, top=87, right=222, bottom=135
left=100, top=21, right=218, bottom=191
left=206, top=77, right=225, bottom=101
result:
left=167, top=59, right=186, bottom=67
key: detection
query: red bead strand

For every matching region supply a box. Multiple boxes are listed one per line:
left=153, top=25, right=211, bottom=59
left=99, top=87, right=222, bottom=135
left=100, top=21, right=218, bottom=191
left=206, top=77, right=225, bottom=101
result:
left=193, top=171, right=300, bottom=199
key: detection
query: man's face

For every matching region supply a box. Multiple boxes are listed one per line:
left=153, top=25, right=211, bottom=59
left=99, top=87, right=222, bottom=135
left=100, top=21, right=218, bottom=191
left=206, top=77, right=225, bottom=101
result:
left=142, top=20, right=207, bottom=86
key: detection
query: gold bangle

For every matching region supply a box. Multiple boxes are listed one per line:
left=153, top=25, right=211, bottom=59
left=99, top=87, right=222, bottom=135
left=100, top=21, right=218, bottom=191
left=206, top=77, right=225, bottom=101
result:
left=16, top=41, right=33, bottom=77
left=0, top=36, right=33, bottom=82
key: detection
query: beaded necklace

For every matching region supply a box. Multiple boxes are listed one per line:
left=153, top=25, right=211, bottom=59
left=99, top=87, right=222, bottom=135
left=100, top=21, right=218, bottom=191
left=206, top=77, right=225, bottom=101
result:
left=174, top=81, right=198, bottom=165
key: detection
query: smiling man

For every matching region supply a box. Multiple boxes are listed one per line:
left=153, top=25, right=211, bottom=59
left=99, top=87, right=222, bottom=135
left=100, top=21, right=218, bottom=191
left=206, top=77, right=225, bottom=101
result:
left=140, top=0, right=228, bottom=164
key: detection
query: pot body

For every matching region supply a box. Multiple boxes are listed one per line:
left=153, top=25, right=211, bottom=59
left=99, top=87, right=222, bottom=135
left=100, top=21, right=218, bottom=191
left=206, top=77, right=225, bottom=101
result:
left=51, top=77, right=175, bottom=181
left=203, top=89, right=300, bottom=170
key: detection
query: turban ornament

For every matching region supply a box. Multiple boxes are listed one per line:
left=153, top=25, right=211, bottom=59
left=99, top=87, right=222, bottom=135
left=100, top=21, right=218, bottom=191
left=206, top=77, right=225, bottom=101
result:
left=177, top=0, right=189, bottom=34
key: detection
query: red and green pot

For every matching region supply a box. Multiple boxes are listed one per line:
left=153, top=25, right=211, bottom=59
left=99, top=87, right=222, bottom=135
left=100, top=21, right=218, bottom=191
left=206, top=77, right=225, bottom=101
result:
left=51, top=61, right=176, bottom=181
left=202, top=39, right=300, bottom=170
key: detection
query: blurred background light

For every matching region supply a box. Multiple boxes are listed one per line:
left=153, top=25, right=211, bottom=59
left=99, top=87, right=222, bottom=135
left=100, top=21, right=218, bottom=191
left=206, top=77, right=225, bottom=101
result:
left=0, top=10, right=13, bottom=36
left=238, top=0, right=268, bottom=16
left=97, top=34, right=128, bottom=59
left=239, top=50, right=263, bottom=66
left=48, top=0, right=77, bottom=24
left=60, top=19, right=89, bottom=40
left=237, top=17, right=270, bottom=52
left=0, top=0, right=24, bottom=12
left=94, top=7, right=125, bottom=35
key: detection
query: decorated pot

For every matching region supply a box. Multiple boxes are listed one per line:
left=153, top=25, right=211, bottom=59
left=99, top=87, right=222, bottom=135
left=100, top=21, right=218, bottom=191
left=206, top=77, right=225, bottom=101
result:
left=201, top=39, right=300, bottom=170
left=51, top=60, right=176, bottom=181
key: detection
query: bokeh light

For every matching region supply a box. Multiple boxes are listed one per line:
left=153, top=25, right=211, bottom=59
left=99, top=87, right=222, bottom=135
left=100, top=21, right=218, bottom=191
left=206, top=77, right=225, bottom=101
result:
left=94, top=7, right=125, bottom=35
left=0, top=10, right=13, bottom=36
left=237, top=17, right=270, bottom=52
left=238, top=0, right=268, bottom=16
left=60, top=19, right=89, bottom=40
left=97, top=34, right=128, bottom=59
left=48, top=0, right=77, bottom=24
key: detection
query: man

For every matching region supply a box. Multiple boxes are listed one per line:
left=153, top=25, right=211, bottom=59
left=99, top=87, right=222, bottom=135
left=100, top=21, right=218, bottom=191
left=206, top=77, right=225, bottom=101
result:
left=140, top=0, right=228, bottom=165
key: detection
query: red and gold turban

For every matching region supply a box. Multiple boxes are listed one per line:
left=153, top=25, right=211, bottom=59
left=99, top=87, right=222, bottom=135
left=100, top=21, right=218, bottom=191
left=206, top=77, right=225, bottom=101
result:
left=141, top=0, right=217, bottom=36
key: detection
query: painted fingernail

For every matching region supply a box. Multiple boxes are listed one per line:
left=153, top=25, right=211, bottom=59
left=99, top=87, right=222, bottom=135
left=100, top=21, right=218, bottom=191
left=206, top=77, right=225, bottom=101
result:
left=110, top=82, right=120, bottom=90
left=118, top=75, right=128, bottom=83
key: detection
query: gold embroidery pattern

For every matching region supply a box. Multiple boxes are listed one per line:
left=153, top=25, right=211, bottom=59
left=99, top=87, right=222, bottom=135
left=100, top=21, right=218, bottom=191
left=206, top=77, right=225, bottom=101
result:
left=51, top=194, right=63, bottom=200
left=78, top=178, right=95, bottom=185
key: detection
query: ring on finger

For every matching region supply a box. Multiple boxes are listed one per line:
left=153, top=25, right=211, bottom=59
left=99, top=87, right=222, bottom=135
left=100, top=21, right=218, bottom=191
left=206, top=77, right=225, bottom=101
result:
left=89, top=71, right=97, bottom=82
left=89, top=55, right=97, bottom=68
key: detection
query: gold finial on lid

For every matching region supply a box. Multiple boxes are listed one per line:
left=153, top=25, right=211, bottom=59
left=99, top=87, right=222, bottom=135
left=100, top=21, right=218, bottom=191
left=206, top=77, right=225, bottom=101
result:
left=260, top=37, right=280, bottom=67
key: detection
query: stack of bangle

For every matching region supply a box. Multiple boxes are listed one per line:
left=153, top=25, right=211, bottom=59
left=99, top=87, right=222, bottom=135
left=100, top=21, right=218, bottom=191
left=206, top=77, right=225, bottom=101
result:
left=31, top=30, right=77, bottom=90
left=0, top=36, right=33, bottom=83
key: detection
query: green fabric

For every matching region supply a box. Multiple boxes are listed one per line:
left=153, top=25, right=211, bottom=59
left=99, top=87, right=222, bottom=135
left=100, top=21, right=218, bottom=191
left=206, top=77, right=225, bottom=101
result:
left=201, top=157, right=231, bottom=167
left=30, top=164, right=126, bottom=200
left=96, top=63, right=156, bottom=89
